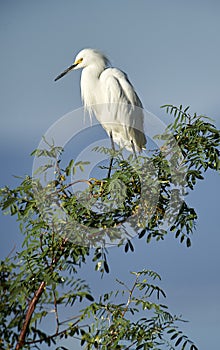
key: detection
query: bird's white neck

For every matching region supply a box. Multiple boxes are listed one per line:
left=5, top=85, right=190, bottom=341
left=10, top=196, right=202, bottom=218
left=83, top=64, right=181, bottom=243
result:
left=80, top=63, right=106, bottom=110
left=83, top=61, right=106, bottom=77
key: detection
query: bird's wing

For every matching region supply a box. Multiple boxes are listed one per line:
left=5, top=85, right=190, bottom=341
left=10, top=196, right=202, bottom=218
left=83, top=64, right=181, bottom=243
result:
left=99, top=68, right=146, bottom=151
left=100, top=68, right=143, bottom=107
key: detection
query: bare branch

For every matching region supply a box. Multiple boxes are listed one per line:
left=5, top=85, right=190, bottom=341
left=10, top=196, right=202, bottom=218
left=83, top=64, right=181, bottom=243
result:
left=15, top=281, right=46, bottom=350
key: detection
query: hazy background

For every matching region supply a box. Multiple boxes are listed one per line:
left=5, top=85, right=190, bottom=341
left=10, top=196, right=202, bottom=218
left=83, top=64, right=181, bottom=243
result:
left=0, top=1, right=219, bottom=349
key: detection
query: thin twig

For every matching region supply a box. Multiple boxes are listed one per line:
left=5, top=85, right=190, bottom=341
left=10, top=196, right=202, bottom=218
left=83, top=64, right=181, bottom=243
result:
left=58, top=313, right=82, bottom=325
left=63, top=179, right=92, bottom=190
left=121, top=275, right=138, bottom=318
left=53, top=288, right=59, bottom=334
left=6, top=244, right=16, bottom=259
left=25, top=319, right=81, bottom=345
left=124, top=340, right=138, bottom=349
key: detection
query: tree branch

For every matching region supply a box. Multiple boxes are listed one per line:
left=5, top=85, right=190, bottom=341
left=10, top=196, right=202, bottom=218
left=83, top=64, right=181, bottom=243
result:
left=15, top=281, right=46, bottom=350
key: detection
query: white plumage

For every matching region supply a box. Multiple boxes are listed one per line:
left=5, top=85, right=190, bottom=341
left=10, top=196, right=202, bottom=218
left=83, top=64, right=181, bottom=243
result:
left=55, top=48, right=146, bottom=152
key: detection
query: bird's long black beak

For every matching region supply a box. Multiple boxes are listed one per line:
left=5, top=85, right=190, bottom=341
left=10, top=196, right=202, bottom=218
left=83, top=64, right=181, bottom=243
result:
left=54, top=63, right=78, bottom=82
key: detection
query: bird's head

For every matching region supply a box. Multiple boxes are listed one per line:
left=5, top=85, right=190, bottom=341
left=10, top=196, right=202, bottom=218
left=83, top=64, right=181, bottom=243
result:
left=54, top=48, right=109, bottom=81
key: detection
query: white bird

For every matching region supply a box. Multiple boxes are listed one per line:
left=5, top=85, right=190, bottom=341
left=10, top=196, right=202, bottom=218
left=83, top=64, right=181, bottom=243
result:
left=55, top=48, right=146, bottom=152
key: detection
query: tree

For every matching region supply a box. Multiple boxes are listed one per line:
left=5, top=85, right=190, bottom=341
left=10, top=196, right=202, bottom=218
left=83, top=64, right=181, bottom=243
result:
left=0, top=105, right=219, bottom=349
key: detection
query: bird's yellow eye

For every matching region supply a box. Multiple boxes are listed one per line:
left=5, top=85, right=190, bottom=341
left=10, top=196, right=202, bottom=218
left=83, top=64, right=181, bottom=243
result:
left=75, top=57, right=83, bottom=65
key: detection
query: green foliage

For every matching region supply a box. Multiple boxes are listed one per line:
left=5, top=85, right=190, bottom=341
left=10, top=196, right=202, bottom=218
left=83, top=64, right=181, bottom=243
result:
left=161, top=104, right=220, bottom=177
left=77, top=270, right=197, bottom=350
left=0, top=105, right=219, bottom=349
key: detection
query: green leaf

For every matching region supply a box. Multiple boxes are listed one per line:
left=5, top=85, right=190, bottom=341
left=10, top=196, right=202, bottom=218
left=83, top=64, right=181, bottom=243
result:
left=175, top=336, right=183, bottom=346
left=85, top=294, right=94, bottom=302
left=104, top=261, right=109, bottom=273
left=138, top=229, right=146, bottom=239
left=186, top=238, right=191, bottom=247
left=125, top=242, right=129, bottom=253
left=170, top=332, right=179, bottom=340
left=167, top=328, right=177, bottom=334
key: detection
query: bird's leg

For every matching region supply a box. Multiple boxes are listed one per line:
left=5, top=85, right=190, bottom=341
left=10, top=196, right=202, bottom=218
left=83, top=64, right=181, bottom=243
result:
left=108, top=157, right=114, bottom=178
left=131, top=139, right=137, bottom=159
left=108, top=131, right=115, bottom=178
left=109, top=130, right=115, bottom=151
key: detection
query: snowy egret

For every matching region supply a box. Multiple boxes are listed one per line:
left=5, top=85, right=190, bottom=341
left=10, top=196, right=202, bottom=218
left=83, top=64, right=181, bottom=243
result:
left=54, top=48, right=146, bottom=152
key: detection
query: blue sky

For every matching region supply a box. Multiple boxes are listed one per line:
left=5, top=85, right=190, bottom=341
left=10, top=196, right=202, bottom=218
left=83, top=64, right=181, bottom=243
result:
left=0, top=1, right=220, bottom=349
